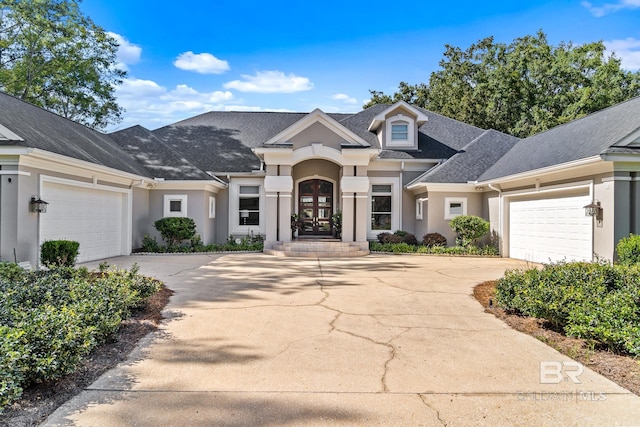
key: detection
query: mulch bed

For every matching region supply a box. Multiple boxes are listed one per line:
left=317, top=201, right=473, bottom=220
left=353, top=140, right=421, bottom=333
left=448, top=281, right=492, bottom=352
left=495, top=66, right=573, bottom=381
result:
left=0, top=286, right=173, bottom=427
left=473, top=280, right=640, bottom=396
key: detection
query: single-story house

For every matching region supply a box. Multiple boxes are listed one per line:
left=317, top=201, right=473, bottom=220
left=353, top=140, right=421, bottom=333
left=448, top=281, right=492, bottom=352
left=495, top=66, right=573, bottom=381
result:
left=1, top=90, right=639, bottom=265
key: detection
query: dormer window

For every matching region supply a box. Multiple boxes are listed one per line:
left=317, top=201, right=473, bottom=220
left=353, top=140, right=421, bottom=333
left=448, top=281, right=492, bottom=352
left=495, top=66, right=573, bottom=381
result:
left=391, top=122, right=409, bottom=142
left=385, top=114, right=415, bottom=148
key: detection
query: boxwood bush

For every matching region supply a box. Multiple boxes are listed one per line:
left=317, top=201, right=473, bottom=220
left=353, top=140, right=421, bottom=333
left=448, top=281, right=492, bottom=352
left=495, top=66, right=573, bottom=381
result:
left=0, top=263, right=162, bottom=412
left=154, top=217, right=197, bottom=247
left=495, top=261, right=640, bottom=355
left=40, top=240, right=80, bottom=267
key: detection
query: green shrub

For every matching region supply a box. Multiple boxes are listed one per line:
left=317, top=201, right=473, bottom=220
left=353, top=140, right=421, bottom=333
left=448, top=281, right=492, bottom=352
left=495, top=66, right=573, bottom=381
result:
left=154, top=217, right=197, bottom=247
left=40, top=240, right=80, bottom=267
left=616, top=234, right=640, bottom=265
left=141, top=234, right=160, bottom=252
left=0, top=265, right=163, bottom=411
left=449, top=215, right=489, bottom=248
left=0, top=262, right=25, bottom=282
left=422, top=233, right=448, bottom=247
left=495, top=261, right=640, bottom=355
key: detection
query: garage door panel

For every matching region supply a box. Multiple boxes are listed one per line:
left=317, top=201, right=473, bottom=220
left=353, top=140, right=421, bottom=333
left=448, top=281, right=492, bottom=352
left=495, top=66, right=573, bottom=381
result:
left=40, top=182, right=125, bottom=263
left=509, top=195, right=592, bottom=264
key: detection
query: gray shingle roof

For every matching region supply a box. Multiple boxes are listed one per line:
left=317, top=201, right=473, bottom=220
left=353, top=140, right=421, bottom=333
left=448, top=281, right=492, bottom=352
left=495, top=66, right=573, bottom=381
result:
left=109, top=126, right=212, bottom=180
left=152, top=111, right=309, bottom=173
left=338, top=104, right=487, bottom=160
left=479, top=96, right=640, bottom=181
left=415, top=130, right=520, bottom=183
left=0, top=92, right=150, bottom=177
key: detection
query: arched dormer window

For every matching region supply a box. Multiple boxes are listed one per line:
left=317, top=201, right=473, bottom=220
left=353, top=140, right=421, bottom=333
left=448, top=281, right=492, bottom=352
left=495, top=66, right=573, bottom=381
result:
left=385, top=114, right=415, bottom=148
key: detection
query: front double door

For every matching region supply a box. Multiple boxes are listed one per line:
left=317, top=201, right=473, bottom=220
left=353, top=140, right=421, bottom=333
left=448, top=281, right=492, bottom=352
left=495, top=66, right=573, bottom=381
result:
left=298, top=179, right=333, bottom=236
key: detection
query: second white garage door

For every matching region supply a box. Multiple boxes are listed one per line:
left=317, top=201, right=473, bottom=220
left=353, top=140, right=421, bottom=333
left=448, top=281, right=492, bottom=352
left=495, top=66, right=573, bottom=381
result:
left=40, top=181, right=128, bottom=263
left=509, top=194, right=592, bottom=264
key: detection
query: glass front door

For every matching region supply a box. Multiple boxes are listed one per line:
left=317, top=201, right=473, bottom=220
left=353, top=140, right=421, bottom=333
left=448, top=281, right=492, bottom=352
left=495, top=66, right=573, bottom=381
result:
left=298, top=179, right=333, bottom=236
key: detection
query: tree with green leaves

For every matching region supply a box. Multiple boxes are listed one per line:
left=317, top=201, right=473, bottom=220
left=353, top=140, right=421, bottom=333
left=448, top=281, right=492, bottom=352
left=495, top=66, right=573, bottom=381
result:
left=365, top=31, right=640, bottom=137
left=0, top=0, right=125, bottom=129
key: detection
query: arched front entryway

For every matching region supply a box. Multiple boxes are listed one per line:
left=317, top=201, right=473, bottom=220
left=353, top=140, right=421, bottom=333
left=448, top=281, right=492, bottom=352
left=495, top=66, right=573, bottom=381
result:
left=298, top=179, right=333, bottom=236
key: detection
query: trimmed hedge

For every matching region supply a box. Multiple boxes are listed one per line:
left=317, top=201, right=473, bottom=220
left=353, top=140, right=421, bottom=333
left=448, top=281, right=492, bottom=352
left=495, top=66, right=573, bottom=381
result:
left=40, top=240, right=80, bottom=267
left=0, top=263, right=162, bottom=412
left=449, top=215, right=489, bottom=248
left=369, top=241, right=499, bottom=256
left=139, top=233, right=264, bottom=253
left=154, top=217, right=197, bottom=247
left=495, top=261, right=640, bottom=355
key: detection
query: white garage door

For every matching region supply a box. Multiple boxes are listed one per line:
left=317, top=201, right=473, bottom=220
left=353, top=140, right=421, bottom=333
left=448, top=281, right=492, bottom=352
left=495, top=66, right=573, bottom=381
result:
left=509, top=194, right=592, bottom=264
left=40, top=181, right=127, bottom=263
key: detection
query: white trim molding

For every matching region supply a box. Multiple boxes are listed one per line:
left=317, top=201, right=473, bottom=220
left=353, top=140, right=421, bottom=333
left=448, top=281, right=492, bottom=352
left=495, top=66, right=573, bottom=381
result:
left=444, top=197, right=467, bottom=220
left=163, top=194, right=188, bottom=217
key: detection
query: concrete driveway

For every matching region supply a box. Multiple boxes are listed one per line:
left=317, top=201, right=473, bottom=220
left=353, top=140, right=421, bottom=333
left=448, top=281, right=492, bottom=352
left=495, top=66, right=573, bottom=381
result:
left=45, top=254, right=640, bottom=426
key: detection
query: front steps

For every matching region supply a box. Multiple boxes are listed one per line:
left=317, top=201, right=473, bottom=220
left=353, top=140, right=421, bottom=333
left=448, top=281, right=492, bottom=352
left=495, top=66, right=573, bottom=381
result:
left=263, top=240, right=369, bottom=258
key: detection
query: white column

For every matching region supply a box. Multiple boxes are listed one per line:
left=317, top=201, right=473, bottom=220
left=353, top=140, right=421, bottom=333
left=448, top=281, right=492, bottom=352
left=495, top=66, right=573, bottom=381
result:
left=340, top=176, right=370, bottom=243
left=264, top=175, right=293, bottom=244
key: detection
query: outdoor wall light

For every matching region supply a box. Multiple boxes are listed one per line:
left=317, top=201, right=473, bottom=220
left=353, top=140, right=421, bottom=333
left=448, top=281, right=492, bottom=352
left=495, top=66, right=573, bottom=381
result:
left=30, top=196, right=49, bottom=213
left=583, top=200, right=602, bottom=218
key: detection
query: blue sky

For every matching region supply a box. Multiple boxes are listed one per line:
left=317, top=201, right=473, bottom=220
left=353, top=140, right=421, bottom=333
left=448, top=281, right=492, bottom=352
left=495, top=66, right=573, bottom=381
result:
left=79, top=0, right=640, bottom=131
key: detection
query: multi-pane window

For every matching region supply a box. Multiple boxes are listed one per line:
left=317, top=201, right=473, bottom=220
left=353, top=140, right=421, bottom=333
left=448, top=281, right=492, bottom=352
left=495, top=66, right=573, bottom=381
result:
left=239, top=185, right=260, bottom=225
left=391, top=122, right=409, bottom=141
left=371, top=184, right=392, bottom=230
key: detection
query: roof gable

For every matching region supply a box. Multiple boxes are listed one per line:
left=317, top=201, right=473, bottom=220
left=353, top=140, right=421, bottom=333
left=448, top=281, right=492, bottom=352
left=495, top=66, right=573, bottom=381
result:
left=368, top=101, right=429, bottom=132
left=264, top=108, right=369, bottom=147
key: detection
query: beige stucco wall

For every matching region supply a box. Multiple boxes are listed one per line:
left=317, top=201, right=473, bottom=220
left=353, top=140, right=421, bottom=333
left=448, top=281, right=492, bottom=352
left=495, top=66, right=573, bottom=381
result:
left=427, top=192, right=484, bottom=246
left=149, top=190, right=217, bottom=245
left=132, top=187, right=150, bottom=250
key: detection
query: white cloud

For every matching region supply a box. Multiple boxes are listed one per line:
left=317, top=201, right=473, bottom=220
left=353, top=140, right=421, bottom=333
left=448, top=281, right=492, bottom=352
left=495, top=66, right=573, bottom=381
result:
left=173, top=51, right=230, bottom=74
left=582, top=0, right=640, bottom=16
left=113, top=78, right=235, bottom=129
left=107, top=32, right=141, bottom=71
left=224, top=70, right=313, bottom=93
left=605, top=38, right=640, bottom=70
left=331, top=93, right=358, bottom=105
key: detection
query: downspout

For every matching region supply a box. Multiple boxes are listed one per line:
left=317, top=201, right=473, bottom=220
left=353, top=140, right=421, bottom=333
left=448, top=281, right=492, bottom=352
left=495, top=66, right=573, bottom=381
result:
left=488, top=183, right=503, bottom=256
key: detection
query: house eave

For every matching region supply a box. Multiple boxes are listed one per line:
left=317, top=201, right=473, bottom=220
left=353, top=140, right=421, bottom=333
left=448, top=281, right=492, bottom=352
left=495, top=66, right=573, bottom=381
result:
left=152, top=179, right=227, bottom=192
left=18, top=148, right=152, bottom=187
left=478, top=156, right=603, bottom=187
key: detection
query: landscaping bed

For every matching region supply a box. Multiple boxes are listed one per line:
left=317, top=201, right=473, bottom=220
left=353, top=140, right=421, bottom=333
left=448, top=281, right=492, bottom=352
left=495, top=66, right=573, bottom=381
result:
left=474, top=280, right=640, bottom=396
left=0, top=284, right=171, bottom=427
left=0, top=263, right=171, bottom=427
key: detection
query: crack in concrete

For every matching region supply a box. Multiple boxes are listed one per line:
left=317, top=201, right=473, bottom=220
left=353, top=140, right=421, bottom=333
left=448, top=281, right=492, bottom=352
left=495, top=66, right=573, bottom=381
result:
left=419, top=394, right=448, bottom=426
left=376, top=278, right=471, bottom=296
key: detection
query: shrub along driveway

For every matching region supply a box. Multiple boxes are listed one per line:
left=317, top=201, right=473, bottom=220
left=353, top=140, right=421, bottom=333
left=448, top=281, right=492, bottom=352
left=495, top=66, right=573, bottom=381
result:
left=45, top=254, right=640, bottom=426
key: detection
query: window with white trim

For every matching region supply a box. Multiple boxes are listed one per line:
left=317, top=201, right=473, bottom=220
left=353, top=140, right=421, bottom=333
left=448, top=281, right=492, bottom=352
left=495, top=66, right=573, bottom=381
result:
left=163, top=195, right=187, bottom=217
left=209, top=196, right=216, bottom=219
left=391, top=122, right=409, bottom=141
left=444, top=197, right=467, bottom=220
left=385, top=113, right=415, bottom=148
left=416, top=199, right=423, bottom=220
left=371, top=184, right=392, bottom=231
left=239, top=185, right=260, bottom=226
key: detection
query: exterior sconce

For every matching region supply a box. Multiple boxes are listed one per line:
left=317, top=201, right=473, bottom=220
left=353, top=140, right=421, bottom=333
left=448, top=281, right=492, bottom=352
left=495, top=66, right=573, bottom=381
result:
left=583, top=200, right=603, bottom=227
left=30, top=196, right=49, bottom=213
left=583, top=200, right=601, bottom=218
